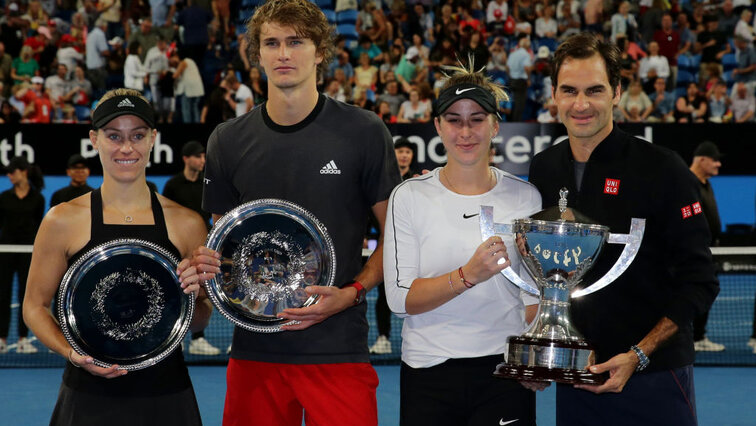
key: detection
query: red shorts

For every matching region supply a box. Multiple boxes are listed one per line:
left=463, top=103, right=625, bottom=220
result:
left=223, top=359, right=379, bottom=426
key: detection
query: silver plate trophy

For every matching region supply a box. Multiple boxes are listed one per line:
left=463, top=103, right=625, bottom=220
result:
left=481, top=188, right=645, bottom=384
left=205, top=199, right=336, bottom=333
left=58, top=239, right=194, bottom=371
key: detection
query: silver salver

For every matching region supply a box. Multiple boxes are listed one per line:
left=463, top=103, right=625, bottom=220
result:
left=57, top=239, right=195, bottom=371
left=205, top=199, right=336, bottom=333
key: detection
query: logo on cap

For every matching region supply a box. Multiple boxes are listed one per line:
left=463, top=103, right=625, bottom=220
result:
left=455, top=87, right=476, bottom=95
left=117, top=98, right=136, bottom=108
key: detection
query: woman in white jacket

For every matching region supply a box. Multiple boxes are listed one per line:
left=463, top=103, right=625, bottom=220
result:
left=383, top=61, right=542, bottom=426
left=123, top=41, right=147, bottom=92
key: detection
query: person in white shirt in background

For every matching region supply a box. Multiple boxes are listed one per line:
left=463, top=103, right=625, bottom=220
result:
left=223, top=72, right=253, bottom=117
left=124, top=41, right=147, bottom=92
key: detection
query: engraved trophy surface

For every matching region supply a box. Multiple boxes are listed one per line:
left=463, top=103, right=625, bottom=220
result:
left=481, top=188, right=645, bottom=384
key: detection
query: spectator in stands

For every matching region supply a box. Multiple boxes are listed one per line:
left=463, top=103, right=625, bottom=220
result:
left=697, top=14, right=731, bottom=82
left=506, top=36, right=532, bottom=122
left=708, top=79, right=730, bottom=122
left=352, top=36, right=384, bottom=63
left=513, top=0, right=536, bottom=27
left=50, top=154, right=92, bottom=208
left=45, top=63, right=73, bottom=119
left=1, top=3, right=26, bottom=58
left=18, top=76, right=53, bottom=122
left=619, top=80, right=653, bottom=122
left=0, top=42, right=13, bottom=98
left=0, top=156, right=44, bottom=355
left=150, top=0, right=176, bottom=31
left=223, top=72, right=253, bottom=118
left=11, top=45, right=39, bottom=86
left=85, top=18, right=109, bottom=97
left=69, top=65, right=92, bottom=119
left=486, top=0, right=509, bottom=33
left=106, top=36, right=126, bottom=89
left=408, top=3, right=433, bottom=43
left=535, top=4, right=557, bottom=39
left=688, top=141, right=726, bottom=353
left=732, top=36, right=756, bottom=95
left=69, top=12, right=89, bottom=47
left=675, top=81, right=708, bottom=122
left=397, top=86, right=430, bottom=123
left=129, top=17, right=161, bottom=62
left=328, top=50, right=355, bottom=86
left=21, top=0, right=49, bottom=33
left=410, top=33, right=430, bottom=63
left=611, top=1, right=638, bottom=43
left=556, top=0, right=580, bottom=40
left=730, top=81, right=755, bottom=122
left=56, top=35, right=83, bottom=79
left=355, top=52, right=378, bottom=92
left=395, top=47, right=427, bottom=92
left=324, top=78, right=347, bottom=102
left=376, top=99, right=396, bottom=124
left=247, top=66, right=267, bottom=105
left=177, top=0, right=212, bottom=65
left=172, top=50, right=205, bottom=123
left=486, top=36, right=507, bottom=78
left=351, top=86, right=374, bottom=110
left=22, top=29, right=47, bottom=62
left=718, top=0, right=738, bottom=36
left=124, top=41, right=147, bottom=92
left=653, top=13, right=680, bottom=90
left=638, top=41, right=670, bottom=90
left=648, top=77, right=676, bottom=122
left=734, top=9, right=755, bottom=43
left=377, top=79, right=406, bottom=116
left=461, top=30, right=488, bottom=72
left=0, top=99, right=22, bottom=124
left=97, top=0, right=122, bottom=40
left=617, top=35, right=639, bottom=90
left=144, top=36, right=170, bottom=119
left=536, top=98, right=559, bottom=123
left=639, top=0, right=664, bottom=45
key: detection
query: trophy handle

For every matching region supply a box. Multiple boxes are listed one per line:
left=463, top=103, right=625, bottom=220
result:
left=480, top=206, right=540, bottom=296
left=571, top=218, right=646, bottom=298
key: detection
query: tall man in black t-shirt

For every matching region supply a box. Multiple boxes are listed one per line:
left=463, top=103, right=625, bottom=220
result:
left=49, top=155, right=93, bottom=208
left=192, top=0, right=401, bottom=424
left=689, top=141, right=726, bottom=352
left=528, top=33, right=718, bottom=426
left=163, top=140, right=220, bottom=356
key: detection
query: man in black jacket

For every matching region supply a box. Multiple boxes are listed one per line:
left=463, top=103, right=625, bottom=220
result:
left=528, top=33, right=719, bottom=425
left=49, top=155, right=93, bottom=208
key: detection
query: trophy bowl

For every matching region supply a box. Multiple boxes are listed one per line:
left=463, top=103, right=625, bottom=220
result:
left=482, top=189, right=645, bottom=384
left=58, top=239, right=194, bottom=371
left=205, top=199, right=336, bottom=333
left=494, top=219, right=610, bottom=384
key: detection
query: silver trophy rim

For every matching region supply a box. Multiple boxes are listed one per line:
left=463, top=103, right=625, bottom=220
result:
left=57, top=238, right=195, bottom=371
left=513, top=218, right=611, bottom=234
left=205, top=198, right=337, bottom=333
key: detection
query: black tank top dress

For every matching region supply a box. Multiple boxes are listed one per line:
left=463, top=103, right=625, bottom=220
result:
left=50, top=188, right=202, bottom=426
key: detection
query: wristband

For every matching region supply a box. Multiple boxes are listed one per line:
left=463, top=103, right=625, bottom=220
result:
left=458, top=267, right=475, bottom=288
left=630, top=345, right=650, bottom=371
left=448, top=271, right=462, bottom=295
left=344, top=280, right=366, bottom=305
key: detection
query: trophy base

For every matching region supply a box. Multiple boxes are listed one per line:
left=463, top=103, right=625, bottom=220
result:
left=494, top=336, right=607, bottom=385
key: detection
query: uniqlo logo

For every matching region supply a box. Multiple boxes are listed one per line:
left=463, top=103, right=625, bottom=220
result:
left=692, top=202, right=702, bottom=215
left=681, top=205, right=693, bottom=219
left=604, top=178, right=620, bottom=195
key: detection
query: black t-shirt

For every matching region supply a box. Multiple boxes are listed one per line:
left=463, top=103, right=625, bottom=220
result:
left=50, top=183, right=93, bottom=208
left=163, top=172, right=211, bottom=228
left=698, top=30, right=727, bottom=63
left=204, top=94, right=401, bottom=364
left=0, top=187, right=44, bottom=244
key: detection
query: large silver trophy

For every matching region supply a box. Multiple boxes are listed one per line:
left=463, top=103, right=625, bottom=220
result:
left=481, top=188, right=645, bottom=384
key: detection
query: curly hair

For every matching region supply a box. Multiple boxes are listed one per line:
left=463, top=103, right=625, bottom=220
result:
left=245, top=0, right=335, bottom=78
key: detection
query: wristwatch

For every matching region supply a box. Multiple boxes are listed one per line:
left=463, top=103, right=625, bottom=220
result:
left=344, top=281, right=366, bottom=305
left=630, top=345, right=650, bottom=372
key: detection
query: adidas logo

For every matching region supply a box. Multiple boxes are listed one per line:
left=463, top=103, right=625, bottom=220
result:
left=320, top=160, right=341, bottom=175
left=117, top=98, right=135, bottom=108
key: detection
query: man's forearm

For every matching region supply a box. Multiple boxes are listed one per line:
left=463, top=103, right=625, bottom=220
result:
left=353, top=240, right=384, bottom=291
left=636, top=317, right=679, bottom=357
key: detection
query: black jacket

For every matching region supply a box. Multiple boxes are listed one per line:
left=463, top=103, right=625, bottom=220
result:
left=528, top=126, right=719, bottom=371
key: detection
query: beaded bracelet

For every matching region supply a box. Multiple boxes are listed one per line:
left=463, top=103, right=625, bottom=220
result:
left=458, top=267, right=475, bottom=288
left=448, top=271, right=462, bottom=295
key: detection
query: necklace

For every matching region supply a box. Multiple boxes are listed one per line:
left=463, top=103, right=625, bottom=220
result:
left=110, top=204, right=134, bottom=223
left=442, top=167, right=496, bottom=194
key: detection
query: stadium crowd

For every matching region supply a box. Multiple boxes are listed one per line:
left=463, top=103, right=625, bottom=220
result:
left=1, top=0, right=756, bottom=125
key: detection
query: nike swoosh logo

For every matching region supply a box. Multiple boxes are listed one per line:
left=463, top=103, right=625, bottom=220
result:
left=456, top=87, right=476, bottom=95
left=500, top=420, right=519, bottom=425
left=462, top=213, right=479, bottom=219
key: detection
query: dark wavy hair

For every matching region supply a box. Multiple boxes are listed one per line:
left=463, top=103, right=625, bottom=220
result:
left=551, top=33, right=622, bottom=92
